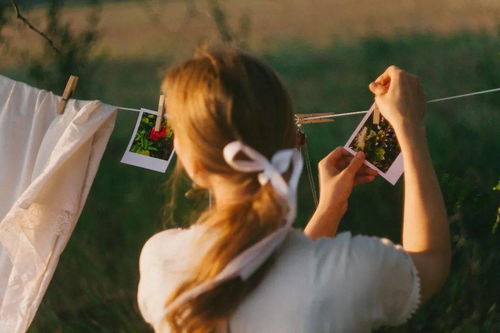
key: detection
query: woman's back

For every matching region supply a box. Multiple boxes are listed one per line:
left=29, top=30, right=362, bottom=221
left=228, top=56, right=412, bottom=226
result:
left=138, top=224, right=420, bottom=332
left=138, top=50, right=449, bottom=332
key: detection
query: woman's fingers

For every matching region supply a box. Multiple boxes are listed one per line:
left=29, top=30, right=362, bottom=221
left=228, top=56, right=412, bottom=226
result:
left=354, top=174, right=377, bottom=186
left=321, top=147, right=351, bottom=173
left=335, top=155, right=351, bottom=170
left=373, top=66, right=396, bottom=85
left=356, top=171, right=377, bottom=178
left=369, top=65, right=403, bottom=96
left=354, top=165, right=378, bottom=185
left=336, top=155, right=378, bottom=175
left=321, top=146, right=348, bottom=164
left=342, top=151, right=366, bottom=176
left=359, top=164, right=377, bottom=175
left=322, top=148, right=378, bottom=185
left=369, top=81, right=388, bottom=95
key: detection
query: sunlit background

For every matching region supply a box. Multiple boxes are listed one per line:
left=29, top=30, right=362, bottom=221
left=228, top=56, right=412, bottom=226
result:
left=1, top=0, right=499, bottom=331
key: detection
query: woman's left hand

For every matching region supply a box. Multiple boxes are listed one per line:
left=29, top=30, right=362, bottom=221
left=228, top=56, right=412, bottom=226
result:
left=305, top=147, right=377, bottom=240
left=316, top=147, right=377, bottom=214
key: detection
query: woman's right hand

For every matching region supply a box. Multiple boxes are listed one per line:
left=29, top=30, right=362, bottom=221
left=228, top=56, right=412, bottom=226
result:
left=369, top=65, right=451, bottom=305
left=368, top=65, right=426, bottom=133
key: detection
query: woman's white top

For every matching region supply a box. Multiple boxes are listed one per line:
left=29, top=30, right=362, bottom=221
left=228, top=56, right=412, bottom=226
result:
left=137, top=224, right=420, bottom=332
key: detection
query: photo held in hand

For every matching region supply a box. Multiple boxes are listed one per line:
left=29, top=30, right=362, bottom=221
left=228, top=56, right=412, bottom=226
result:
left=345, top=103, right=404, bottom=185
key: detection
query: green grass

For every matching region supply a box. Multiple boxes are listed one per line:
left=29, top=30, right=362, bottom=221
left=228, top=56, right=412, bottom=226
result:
left=3, top=31, right=498, bottom=332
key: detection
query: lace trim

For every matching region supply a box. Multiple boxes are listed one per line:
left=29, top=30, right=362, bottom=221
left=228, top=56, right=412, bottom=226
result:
left=399, top=250, right=422, bottom=323
left=0, top=203, right=77, bottom=330
left=0, top=203, right=76, bottom=269
left=7, top=203, right=75, bottom=236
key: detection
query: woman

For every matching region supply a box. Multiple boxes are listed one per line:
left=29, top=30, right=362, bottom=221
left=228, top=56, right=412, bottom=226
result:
left=137, top=48, right=450, bottom=332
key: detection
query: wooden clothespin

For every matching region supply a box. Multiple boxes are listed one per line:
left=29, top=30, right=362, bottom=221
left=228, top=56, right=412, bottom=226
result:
left=372, top=103, right=381, bottom=125
left=154, top=95, right=166, bottom=132
left=56, top=75, right=79, bottom=115
left=295, top=112, right=335, bottom=125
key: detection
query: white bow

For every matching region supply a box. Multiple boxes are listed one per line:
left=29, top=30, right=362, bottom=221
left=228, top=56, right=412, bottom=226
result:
left=163, top=140, right=303, bottom=317
left=222, top=140, right=300, bottom=201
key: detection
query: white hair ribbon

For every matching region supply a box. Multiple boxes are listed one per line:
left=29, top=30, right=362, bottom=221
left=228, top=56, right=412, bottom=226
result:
left=223, top=140, right=298, bottom=200
left=163, top=140, right=303, bottom=317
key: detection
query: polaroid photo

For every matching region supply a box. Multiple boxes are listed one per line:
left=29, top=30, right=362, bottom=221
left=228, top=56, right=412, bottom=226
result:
left=121, top=108, right=175, bottom=173
left=344, top=103, right=404, bottom=185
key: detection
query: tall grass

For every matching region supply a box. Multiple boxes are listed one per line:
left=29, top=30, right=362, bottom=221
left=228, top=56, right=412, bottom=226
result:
left=4, top=31, right=497, bottom=332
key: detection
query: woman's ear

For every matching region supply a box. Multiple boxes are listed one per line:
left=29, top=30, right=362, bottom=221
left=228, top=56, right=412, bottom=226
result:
left=192, top=159, right=210, bottom=188
left=173, top=135, right=179, bottom=151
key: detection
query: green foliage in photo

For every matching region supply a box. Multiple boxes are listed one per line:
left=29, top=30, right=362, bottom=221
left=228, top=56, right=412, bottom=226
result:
left=130, top=113, right=174, bottom=160
left=350, top=113, right=400, bottom=173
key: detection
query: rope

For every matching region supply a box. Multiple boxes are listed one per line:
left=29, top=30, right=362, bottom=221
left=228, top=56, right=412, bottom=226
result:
left=301, top=139, right=319, bottom=207
left=114, top=87, right=500, bottom=121
left=298, top=87, right=500, bottom=122
left=113, top=86, right=500, bottom=210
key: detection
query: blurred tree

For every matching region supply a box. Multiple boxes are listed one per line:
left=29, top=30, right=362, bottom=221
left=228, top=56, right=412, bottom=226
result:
left=9, top=0, right=102, bottom=99
left=207, top=0, right=251, bottom=49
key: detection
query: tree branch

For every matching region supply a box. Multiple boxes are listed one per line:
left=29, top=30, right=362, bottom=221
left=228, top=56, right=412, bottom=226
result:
left=10, top=0, right=62, bottom=55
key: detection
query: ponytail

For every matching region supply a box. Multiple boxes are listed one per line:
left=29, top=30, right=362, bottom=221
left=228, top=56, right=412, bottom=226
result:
left=160, top=47, right=298, bottom=332
left=165, top=181, right=289, bottom=332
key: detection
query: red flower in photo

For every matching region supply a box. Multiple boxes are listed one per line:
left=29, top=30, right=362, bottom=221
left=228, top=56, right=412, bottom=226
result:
left=149, top=126, right=167, bottom=141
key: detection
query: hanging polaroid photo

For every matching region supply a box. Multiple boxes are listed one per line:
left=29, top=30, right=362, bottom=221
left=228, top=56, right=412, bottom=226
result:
left=121, top=108, right=175, bottom=173
left=344, top=103, right=404, bottom=185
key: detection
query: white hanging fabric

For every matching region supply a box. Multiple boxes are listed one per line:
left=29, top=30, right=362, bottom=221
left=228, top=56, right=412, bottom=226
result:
left=0, top=75, right=118, bottom=332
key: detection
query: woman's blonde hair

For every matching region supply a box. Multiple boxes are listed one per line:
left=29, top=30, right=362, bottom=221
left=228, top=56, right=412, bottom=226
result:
left=161, top=47, right=298, bottom=332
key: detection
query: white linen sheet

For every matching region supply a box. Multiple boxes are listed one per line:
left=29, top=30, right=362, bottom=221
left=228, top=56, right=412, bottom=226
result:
left=0, top=75, right=117, bottom=332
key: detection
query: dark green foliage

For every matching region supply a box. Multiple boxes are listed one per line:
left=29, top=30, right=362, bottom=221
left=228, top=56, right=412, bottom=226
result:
left=0, top=2, right=11, bottom=46
left=2, top=31, right=498, bottom=332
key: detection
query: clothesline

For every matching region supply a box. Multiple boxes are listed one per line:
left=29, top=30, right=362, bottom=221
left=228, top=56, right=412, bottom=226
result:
left=293, top=86, right=500, bottom=208
left=284, top=87, right=500, bottom=122
left=111, top=87, right=500, bottom=120
left=112, top=106, right=143, bottom=113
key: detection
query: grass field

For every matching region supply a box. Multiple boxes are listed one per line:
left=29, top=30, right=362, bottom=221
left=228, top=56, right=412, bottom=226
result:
left=1, top=1, right=499, bottom=332
left=2, top=31, right=496, bottom=332
left=1, top=0, right=500, bottom=67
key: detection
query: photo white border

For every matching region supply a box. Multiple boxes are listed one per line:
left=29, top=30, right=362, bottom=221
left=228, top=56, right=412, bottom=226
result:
left=120, top=108, right=176, bottom=173
left=344, top=103, right=404, bottom=185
